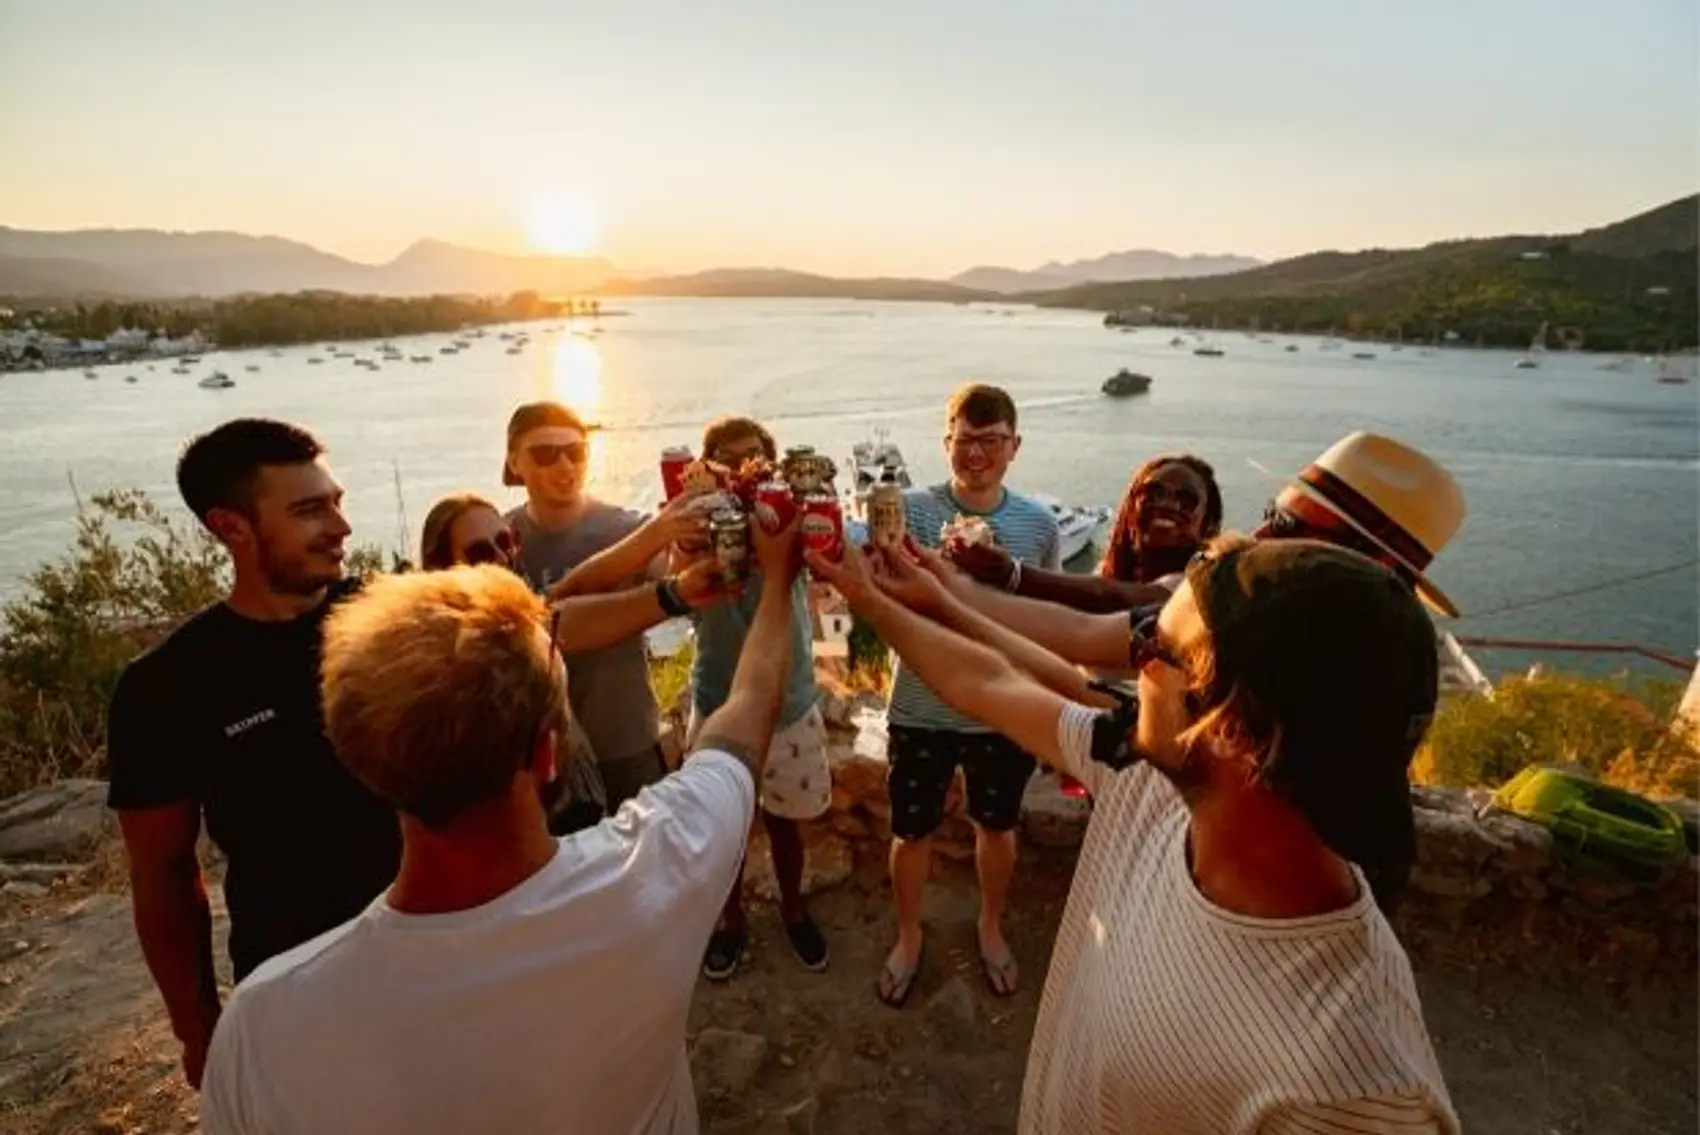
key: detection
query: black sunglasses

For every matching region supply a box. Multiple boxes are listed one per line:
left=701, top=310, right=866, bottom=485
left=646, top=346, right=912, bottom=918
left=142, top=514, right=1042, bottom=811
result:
left=1129, top=609, right=1182, bottom=672
left=526, top=442, right=588, bottom=468
left=1136, top=480, right=1203, bottom=514
left=461, top=528, right=517, bottom=566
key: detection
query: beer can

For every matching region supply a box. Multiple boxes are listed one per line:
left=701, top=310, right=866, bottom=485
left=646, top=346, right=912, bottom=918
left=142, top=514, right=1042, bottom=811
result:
left=660, top=446, right=694, bottom=501
left=801, top=493, right=843, bottom=559
left=708, top=508, right=750, bottom=585
left=755, top=481, right=796, bottom=532
left=868, top=482, right=906, bottom=548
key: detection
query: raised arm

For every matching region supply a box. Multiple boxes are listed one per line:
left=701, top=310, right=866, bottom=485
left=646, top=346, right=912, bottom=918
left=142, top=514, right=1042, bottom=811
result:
left=879, top=543, right=1113, bottom=710
left=807, top=543, right=1074, bottom=767
left=692, top=518, right=800, bottom=782
left=943, top=574, right=1134, bottom=671
left=551, top=558, right=729, bottom=655
left=550, top=490, right=713, bottom=598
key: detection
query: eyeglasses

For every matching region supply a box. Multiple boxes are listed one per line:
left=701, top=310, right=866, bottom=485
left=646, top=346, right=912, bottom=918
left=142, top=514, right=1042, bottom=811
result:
left=1136, top=480, right=1203, bottom=514
left=461, top=528, right=517, bottom=566
left=947, top=431, right=1014, bottom=455
left=1128, top=609, right=1182, bottom=672
left=525, top=442, right=588, bottom=468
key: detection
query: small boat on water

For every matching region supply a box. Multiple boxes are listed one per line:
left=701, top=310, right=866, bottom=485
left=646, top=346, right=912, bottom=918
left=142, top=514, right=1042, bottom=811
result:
left=1655, top=357, right=1693, bottom=385
left=507, top=346, right=523, bottom=355
left=124, top=375, right=138, bottom=384
left=1514, top=321, right=1546, bottom=369
left=1033, top=493, right=1113, bottom=563
left=1284, top=344, right=1300, bottom=352
left=1101, top=369, right=1153, bottom=397
left=83, top=369, right=98, bottom=379
left=245, top=365, right=260, bottom=373
left=842, top=430, right=913, bottom=521
left=308, top=357, right=324, bottom=365
left=1352, top=352, right=1377, bottom=361
left=1169, top=336, right=1187, bottom=348
left=199, top=371, right=235, bottom=390
left=1193, top=346, right=1225, bottom=358
left=411, top=355, right=433, bottom=363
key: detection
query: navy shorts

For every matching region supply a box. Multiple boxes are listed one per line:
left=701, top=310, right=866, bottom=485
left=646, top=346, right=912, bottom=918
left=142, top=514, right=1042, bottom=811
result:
left=886, top=726, right=1038, bottom=840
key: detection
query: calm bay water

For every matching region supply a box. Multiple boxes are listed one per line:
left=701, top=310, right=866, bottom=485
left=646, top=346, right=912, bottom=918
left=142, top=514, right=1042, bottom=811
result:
left=1, top=298, right=1695, bottom=673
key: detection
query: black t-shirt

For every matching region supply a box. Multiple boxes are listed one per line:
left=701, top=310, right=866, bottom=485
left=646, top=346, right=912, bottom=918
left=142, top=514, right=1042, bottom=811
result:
left=107, top=580, right=401, bottom=980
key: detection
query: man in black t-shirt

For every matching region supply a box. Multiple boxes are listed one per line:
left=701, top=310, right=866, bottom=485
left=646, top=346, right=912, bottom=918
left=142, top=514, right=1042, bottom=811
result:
left=107, top=418, right=401, bottom=1091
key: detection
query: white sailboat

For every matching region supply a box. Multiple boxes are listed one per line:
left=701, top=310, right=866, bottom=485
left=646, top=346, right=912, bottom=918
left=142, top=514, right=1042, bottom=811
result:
left=1514, top=322, right=1547, bottom=369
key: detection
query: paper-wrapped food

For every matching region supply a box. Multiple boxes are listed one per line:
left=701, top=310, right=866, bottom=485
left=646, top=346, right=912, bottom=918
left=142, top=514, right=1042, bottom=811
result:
left=940, top=513, right=995, bottom=549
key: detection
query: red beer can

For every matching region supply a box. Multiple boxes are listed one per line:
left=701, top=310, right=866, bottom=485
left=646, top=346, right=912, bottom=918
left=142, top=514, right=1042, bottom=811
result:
left=660, top=446, right=694, bottom=501
left=755, top=481, right=796, bottom=532
left=800, top=493, right=843, bottom=559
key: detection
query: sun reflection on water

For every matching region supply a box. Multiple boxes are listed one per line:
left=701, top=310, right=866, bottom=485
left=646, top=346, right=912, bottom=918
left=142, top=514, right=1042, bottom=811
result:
left=549, top=335, right=604, bottom=417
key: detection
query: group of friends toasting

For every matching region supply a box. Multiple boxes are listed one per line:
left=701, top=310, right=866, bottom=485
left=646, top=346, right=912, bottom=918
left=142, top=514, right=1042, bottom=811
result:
left=107, top=380, right=1470, bottom=1134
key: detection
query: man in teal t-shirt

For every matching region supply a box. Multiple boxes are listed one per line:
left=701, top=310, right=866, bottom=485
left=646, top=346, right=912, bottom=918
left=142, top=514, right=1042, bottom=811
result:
left=879, top=383, right=1060, bottom=1008
left=686, top=417, right=831, bottom=980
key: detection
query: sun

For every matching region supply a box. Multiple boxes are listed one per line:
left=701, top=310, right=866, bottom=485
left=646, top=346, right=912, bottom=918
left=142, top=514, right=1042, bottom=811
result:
left=526, top=196, right=601, bottom=256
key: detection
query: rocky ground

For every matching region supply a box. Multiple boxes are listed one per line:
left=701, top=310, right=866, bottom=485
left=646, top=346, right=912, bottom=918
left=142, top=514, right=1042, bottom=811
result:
left=1, top=839, right=1695, bottom=1135
left=1, top=756, right=1696, bottom=1135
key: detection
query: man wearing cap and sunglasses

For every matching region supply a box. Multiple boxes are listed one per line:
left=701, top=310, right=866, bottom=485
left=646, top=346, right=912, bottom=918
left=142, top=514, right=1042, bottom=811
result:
left=807, top=533, right=1459, bottom=1135
left=919, top=431, right=1467, bottom=676
left=502, top=401, right=709, bottom=807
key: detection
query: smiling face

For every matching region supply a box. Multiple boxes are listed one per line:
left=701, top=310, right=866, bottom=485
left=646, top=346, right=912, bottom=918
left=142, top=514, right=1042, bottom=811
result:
left=214, top=458, right=351, bottom=596
left=945, top=418, right=1020, bottom=494
left=1131, top=461, right=1211, bottom=550
left=509, top=426, right=589, bottom=511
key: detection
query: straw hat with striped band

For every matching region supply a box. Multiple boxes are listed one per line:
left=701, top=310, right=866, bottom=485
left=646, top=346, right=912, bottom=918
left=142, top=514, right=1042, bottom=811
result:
left=1258, top=432, right=1466, bottom=618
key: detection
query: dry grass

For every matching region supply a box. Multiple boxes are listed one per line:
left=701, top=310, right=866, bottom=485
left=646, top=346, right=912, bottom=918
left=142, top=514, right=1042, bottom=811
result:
left=1416, top=670, right=1698, bottom=798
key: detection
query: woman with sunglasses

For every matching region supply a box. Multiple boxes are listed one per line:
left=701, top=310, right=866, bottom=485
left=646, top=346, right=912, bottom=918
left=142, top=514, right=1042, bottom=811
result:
left=947, top=454, right=1223, bottom=614
left=808, top=535, right=1457, bottom=1134
left=419, top=492, right=522, bottom=571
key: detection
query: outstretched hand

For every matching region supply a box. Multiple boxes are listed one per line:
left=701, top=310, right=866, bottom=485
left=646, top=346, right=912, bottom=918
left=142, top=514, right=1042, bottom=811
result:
left=753, top=510, right=802, bottom=585
left=653, top=486, right=719, bottom=547
left=945, top=538, right=1016, bottom=589
left=804, top=538, right=881, bottom=609
left=872, top=538, right=953, bottom=615
left=673, top=555, right=741, bottom=611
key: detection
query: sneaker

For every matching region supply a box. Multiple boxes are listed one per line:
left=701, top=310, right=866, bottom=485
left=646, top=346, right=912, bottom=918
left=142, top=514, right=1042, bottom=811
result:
left=783, top=914, right=829, bottom=972
left=703, top=926, right=746, bottom=982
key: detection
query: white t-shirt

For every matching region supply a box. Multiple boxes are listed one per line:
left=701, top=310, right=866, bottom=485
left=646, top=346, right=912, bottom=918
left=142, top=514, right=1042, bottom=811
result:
left=1020, top=705, right=1459, bottom=1135
left=201, top=750, right=755, bottom=1135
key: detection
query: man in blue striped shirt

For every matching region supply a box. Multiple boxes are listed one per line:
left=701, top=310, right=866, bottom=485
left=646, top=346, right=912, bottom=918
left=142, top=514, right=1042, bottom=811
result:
left=879, top=383, right=1060, bottom=1006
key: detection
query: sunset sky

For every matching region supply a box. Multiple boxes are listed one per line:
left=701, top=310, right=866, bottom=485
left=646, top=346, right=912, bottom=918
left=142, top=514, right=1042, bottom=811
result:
left=2, top=0, right=1695, bottom=277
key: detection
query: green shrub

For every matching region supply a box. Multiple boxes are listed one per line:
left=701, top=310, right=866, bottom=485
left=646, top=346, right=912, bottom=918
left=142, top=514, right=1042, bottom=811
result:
left=0, top=490, right=228, bottom=795
left=1419, top=670, right=1697, bottom=798
left=0, top=489, right=399, bottom=798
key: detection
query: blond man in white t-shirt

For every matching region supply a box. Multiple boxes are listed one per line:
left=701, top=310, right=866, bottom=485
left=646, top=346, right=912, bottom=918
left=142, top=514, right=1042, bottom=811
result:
left=808, top=536, right=1460, bottom=1135
left=201, top=519, right=805, bottom=1135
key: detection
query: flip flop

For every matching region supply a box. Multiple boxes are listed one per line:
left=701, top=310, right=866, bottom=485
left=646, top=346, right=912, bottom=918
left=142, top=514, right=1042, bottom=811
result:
left=876, top=941, right=924, bottom=1009
left=980, top=941, right=1019, bottom=998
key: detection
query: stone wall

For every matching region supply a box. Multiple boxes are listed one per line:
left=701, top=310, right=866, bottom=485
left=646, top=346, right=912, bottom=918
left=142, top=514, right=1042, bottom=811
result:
left=817, top=690, right=1700, bottom=979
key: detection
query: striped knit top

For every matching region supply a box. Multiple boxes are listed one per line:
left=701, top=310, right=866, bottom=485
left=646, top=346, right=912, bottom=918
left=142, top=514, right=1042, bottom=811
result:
left=887, top=483, right=1061, bottom=732
left=1019, top=703, right=1460, bottom=1135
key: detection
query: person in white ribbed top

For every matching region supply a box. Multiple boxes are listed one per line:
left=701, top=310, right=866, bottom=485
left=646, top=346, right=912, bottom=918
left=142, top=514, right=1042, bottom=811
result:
left=808, top=534, right=1460, bottom=1135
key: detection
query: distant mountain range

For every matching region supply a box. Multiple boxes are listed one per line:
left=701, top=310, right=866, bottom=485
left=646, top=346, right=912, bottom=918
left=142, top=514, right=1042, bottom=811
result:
left=951, top=250, right=1263, bottom=294
left=599, top=268, right=987, bottom=303
left=0, top=228, right=616, bottom=300
left=1035, top=194, right=1698, bottom=352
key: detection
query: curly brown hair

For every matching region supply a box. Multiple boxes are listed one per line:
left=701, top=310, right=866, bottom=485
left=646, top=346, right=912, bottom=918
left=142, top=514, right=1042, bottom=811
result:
left=1098, top=454, right=1224, bottom=583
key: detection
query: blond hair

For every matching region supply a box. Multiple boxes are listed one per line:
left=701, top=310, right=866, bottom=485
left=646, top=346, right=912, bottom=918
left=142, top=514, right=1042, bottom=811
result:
left=321, top=566, right=566, bottom=828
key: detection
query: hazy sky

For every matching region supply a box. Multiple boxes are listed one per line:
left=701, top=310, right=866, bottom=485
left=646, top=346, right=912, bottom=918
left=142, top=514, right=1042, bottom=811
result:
left=2, top=0, right=1695, bottom=277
